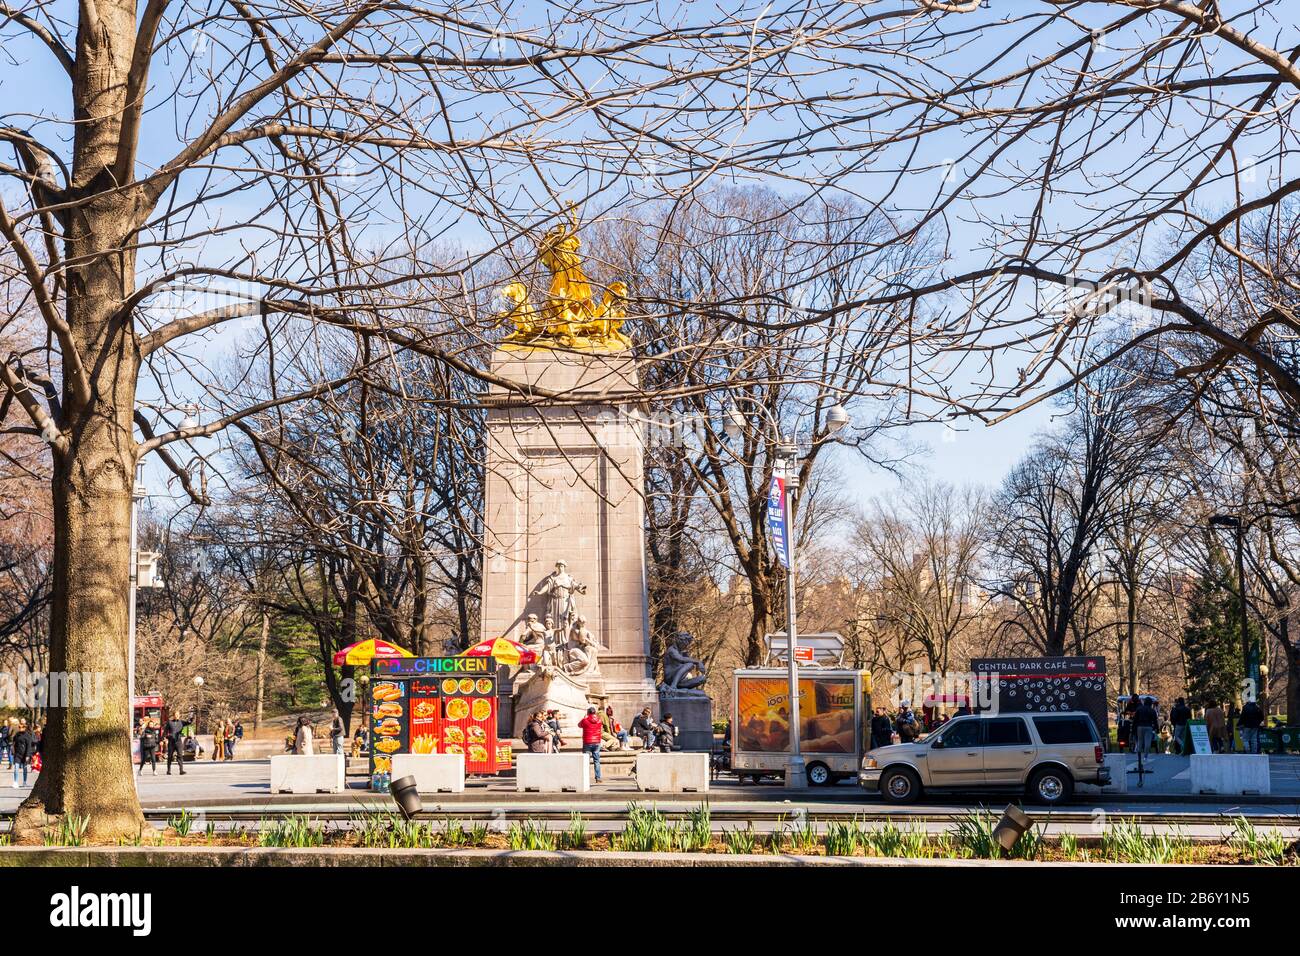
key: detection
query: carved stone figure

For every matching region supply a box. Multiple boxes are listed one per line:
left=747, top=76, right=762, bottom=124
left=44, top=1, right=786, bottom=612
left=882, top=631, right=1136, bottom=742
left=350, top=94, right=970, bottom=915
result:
left=541, top=614, right=562, bottom=670
left=534, top=560, right=586, bottom=635
left=561, top=614, right=600, bottom=679
left=518, top=613, right=547, bottom=662
left=660, top=633, right=708, bottom=693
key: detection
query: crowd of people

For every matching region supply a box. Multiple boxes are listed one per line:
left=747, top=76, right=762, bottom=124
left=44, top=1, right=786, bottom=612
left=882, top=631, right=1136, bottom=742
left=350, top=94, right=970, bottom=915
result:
left=522, top=704, right=678, bottom=783
left=867, top=700, right=973, bottom=749
left=1118, top=695, right=1269, bottom=756
left=134, top=714, right=244, bottom=775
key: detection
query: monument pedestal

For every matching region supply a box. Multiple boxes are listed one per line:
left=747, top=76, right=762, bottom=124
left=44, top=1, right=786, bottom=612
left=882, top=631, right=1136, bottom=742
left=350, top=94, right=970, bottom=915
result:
left=482, top=345, right=666, bottom=732
left=658, top=691, right=713, bottom=752
left=511, top=670, right=593, bottom=740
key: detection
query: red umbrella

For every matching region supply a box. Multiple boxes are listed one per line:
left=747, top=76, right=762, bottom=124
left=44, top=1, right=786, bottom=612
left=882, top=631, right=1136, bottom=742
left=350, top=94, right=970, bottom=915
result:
left=460, top=637, right=537, bottom=667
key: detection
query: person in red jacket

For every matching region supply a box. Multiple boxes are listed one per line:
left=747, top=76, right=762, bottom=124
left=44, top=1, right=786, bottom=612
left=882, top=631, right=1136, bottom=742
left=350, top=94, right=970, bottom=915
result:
left=578, top=706, right=605, bottom=783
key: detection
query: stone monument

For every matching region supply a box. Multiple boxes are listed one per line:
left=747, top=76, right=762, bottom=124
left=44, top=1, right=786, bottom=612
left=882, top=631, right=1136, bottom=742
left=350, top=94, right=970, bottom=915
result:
left=480, top=219, right=665, bottom=741
left=657, top=633, right=713, bottom=751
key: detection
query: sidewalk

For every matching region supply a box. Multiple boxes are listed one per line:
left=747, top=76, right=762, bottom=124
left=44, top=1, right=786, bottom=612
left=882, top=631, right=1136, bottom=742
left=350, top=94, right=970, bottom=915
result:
left=2, top=754, right=1297, bottom=814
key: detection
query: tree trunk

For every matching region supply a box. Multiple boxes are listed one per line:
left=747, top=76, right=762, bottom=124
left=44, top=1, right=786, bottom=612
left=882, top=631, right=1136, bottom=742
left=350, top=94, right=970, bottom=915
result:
left=14, top=0, right=145, bottom=843
left=1126, top=585, right=1138, bottom=693
left=744, top=577, right=773, bottom=667
left=254, top=608, right=270, bottom=730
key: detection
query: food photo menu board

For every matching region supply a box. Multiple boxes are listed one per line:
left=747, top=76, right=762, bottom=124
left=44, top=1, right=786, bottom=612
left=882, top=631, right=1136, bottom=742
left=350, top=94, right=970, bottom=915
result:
left=369, top=656, right=502, bottom=789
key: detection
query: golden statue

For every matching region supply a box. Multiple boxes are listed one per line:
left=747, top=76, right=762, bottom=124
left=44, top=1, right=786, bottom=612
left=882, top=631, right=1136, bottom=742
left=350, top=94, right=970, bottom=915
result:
left=498, top=221, right=632, bottom=351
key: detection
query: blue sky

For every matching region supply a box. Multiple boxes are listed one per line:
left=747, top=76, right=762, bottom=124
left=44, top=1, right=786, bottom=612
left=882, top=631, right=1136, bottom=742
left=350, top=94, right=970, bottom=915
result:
left=5, top=0, right=1279, bottom=509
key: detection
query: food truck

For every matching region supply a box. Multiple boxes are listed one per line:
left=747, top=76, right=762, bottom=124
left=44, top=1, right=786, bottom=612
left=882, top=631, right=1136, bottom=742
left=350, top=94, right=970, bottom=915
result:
left=132, top=694, right=166, bottom=733
left=731, top=636, right=873, bottom=785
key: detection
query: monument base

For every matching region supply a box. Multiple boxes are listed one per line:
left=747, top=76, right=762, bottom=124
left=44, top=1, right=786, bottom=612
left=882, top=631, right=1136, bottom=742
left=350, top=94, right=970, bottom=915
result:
left=658, top=691, right=713, bottom=752
left=511, top=670, right=593, bottom=740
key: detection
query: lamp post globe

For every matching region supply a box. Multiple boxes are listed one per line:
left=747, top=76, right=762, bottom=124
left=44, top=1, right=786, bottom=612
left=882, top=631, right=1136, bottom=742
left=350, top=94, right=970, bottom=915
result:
left=826, top=402, right=850, bottom=434
left=724, top=404, right=746, bottom=440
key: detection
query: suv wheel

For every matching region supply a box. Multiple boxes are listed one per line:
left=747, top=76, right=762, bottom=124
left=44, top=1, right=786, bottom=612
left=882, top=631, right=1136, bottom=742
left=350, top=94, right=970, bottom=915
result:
left=1028, top=766, right=1073, bottom=805
left=880, top=767, right=921, bottom=804
left=807, top=762, right=832, bottom=786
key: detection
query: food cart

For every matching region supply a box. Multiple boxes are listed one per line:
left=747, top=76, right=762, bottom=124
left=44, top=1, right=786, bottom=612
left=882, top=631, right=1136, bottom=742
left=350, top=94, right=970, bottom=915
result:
left=368, top=656, right=511, bottom=790
left=730, top=667, right=873, bottom=786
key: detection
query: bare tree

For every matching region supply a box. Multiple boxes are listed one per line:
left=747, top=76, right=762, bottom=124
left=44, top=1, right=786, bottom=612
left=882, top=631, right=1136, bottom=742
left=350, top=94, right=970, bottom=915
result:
left=851, top=481, right=987, bottom=673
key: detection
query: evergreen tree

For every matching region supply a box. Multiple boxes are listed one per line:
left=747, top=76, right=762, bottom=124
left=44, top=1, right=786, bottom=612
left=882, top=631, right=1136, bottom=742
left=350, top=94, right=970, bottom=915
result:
left=1182, top=547, right=1250, bottom=706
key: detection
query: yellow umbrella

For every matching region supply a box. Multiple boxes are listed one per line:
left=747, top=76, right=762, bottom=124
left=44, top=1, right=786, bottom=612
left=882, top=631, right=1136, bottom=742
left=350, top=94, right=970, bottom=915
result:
left=333, top=638, right=414, bottom=666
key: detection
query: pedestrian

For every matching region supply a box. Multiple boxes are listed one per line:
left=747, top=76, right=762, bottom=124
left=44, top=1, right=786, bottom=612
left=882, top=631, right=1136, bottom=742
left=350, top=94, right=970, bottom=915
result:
left=330, top=710, right=346, bottom=755
left=294, top=715, right=314, bottom=755
left=1205, top=701, right=1228, bottom=754
left=138, top=719, right=159, bottom=775
left=227, top=718, right=240, bottom=759
left=10, top=719, right=35, bottom=788
left=579, top=706, right=604, bottom=782
left=895, top=701, right=920, bottom=744
left=869, top=707, right=893, bottom=750
left=1238, top=698, right=1265, bottom=755
left=1169, top=697, right=1191, bottom=755
left=630, top=707, right=657, bottom=750
left=545, top=710, right=564, bottom=753
left=602, top=705, right=628, bottom=749
left=654, top=713, right=677, bottom=752
left=523, top=711, right=551, bottom=753
left=164, top=713, right=187, bottom=774
left=211, top=716, right=224, bottom=761
left=1133, top=696, right=1158, bottom=758
left=0, top=718, right=10, bottom=768
left=352, top=725, right=367, bottom=757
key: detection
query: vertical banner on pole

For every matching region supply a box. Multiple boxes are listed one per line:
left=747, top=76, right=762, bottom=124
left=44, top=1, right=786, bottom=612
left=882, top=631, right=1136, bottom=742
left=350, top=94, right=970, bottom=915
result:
left=767, top=475, right=791, bottom=569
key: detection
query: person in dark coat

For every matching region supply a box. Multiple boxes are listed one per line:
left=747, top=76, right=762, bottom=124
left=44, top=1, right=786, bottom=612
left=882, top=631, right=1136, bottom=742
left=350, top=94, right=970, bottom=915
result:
left=895, top=702, right=920, bottom=743
left=164, top=715, right=187, bottom=774
left=1238, top=699, right=1265, bottom=754
left=138, top=720, right=159, bottom=775
left=654, top=714, right=677, bottom=752
left=10, top=719, right=36, bottom=787
left=1169, top=697, right=1192, bottom=755
left=870, top=708, right=893, bottom=749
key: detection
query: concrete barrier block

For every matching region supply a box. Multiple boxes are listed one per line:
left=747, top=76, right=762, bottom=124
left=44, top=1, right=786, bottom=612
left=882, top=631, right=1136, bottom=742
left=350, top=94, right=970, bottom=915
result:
left=1190, top=754, right=1270, bottom=795
left=635, top=752, right=710, bottom=793
left=391, top=754, right=465, bottom=793
left=515, top=752, right=590, bottom=792
left=270, top=754, right=345, bottom=794
left=1078, top=754, right=1128, bottom=795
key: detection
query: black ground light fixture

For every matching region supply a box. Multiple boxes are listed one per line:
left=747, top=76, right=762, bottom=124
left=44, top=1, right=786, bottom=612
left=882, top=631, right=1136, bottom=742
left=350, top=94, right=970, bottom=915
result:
left=993, top=804, right=1033, bottom=853
left=389, top=775, right=423, bottom=820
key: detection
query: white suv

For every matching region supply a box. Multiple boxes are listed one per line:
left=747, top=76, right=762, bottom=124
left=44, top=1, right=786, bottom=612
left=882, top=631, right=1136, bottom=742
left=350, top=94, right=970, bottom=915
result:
left=858, top=712, right=1109, bottom=806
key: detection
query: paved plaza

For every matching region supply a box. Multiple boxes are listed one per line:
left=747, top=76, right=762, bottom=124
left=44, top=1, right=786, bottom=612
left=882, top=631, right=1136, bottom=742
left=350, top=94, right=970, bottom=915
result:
left=4, top=753, right=1298, bottom=818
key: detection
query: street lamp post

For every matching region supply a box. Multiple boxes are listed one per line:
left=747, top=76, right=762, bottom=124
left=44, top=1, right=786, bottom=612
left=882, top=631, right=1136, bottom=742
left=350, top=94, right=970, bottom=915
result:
left=130, top=403, right=200, bottom=721
left=775, top=440, right=804, bottom=788
left=725, top=398, right=850, bottom=789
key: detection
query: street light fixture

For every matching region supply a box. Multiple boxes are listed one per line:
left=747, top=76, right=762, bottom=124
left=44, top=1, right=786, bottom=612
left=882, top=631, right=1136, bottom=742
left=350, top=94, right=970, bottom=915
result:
left=825, top=402, right=850, bottom=434
left=723, top=395, right=852, bottom=788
